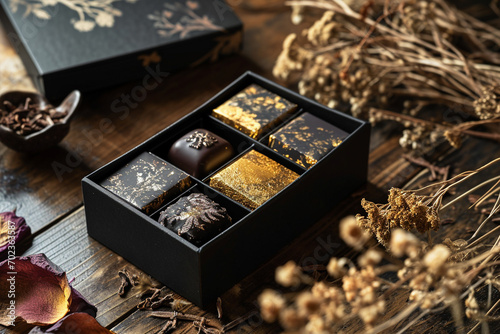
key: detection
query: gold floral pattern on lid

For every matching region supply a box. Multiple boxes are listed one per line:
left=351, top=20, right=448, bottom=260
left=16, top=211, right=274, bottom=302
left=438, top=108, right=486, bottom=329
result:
left=148, top=1, right=224, bottom=39
left=100, top=152, right=192, bottom=214
left=269, top=112, right=349, bottom=169
left=209, top=150, right=299, bottom=210
left=9, top=0, right=139, bottom=32
left=212, top=84, right=297, bottom=139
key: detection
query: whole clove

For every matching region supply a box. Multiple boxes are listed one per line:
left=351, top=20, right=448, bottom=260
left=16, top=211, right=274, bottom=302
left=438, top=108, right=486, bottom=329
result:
left=117, top=268, right=139, bottom=297
left=0, top=97, right=67, bottom=136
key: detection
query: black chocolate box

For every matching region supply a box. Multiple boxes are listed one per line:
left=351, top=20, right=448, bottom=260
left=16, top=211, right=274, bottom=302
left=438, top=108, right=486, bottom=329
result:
left=0, top=0, right=242, bottom=99
left=82, top=72, right=370, bottom=306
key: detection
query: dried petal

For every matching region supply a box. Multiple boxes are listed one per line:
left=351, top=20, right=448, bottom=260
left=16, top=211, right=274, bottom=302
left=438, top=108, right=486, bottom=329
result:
left=28, top=313, right=114, bottom=334
left=69, top=286, right=97, bottom=317
left=0, top=254, right=95, bottom=326
left=0, top=211, right=31, bottom=256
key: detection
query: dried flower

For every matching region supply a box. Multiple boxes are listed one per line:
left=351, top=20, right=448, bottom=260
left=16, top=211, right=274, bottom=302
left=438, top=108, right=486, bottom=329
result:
left=358, top=249, right=383, bottom=267
left=423, top=244, right=450, bottom=275
left=273, top=0, right=500, bottom=151
left=296, top=292, right=321, bottom=316
left=357, top=188, right=440, bottom=247
left=279, top=307, right=307, bottom=330
left=326, top=257, right=348, bottom=278
left=339, top=216, right=370, bottom=250
left=390, top=229, right=420, bottom=258
left=275, top=261, right=303, bottom=288
left=258, top=158, right=500, bottom=333
left=258, top=289, right=285, bottom=323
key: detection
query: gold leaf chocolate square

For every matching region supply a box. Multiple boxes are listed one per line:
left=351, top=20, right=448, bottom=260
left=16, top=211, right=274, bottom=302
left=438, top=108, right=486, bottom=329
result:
left=269, top=112, right=349, bottom=168
left=209, top=150, right=299, bottom=210
left=212, top=84, right=297, bottom=139
left=101, top=152, right=192, bottom=214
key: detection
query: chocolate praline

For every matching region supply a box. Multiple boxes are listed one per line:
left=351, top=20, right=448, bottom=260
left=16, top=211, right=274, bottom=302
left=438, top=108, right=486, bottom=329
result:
left=167, top=129, right=235, bottom=179
left=158, top=193, right=233, bottom=246
left=100, top=152, right=192, bottom=214
left=269, top=112, right=349, bottom=168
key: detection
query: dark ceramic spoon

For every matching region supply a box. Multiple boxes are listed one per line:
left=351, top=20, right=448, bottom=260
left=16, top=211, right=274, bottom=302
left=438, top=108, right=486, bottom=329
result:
left=0, top=90, right=80, bottom=152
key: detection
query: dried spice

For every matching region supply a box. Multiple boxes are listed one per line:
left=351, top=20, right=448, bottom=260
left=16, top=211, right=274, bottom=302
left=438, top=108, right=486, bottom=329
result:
left=274, top=0, right=500, bottom=151
left=0, top=210, right=31, bottom=257
left=0, top=98, right=67, bottom=136
left=137, top=287, right=173, bottom=310
left=258, top=157, right=500, bottom=333
left=0, top=254, right=96, bottom=327
left=117, top=268, right=139, bottom=297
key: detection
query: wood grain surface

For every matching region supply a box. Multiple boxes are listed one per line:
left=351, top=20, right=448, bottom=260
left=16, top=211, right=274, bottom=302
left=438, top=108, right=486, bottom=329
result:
left=1, top=2, right=499, bottom=334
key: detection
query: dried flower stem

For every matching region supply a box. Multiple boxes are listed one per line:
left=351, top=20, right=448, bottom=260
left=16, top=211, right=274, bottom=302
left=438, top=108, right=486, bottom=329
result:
left=275, top=0, right=500, bottom=152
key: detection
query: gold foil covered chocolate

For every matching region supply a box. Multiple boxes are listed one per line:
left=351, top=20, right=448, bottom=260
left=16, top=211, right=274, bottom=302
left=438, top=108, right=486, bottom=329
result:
left=212, top=84, right=297, bottom=139
left=101, top=152, right=192, bottom=214
left=269, top=112, right=349, bottom=168
left=209, top=150, right=299, bottom=210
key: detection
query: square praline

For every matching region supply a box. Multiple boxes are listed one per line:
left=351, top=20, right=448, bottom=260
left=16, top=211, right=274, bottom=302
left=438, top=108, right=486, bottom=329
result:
left=100, top=152, right=192, bottom=214
left=212, top=84, right=297, bottom=139
left=269, top=112, right=349, bottom=169
left=209, top=150, right=299, bottom=210
left=167, top=129, right=235, bottom=179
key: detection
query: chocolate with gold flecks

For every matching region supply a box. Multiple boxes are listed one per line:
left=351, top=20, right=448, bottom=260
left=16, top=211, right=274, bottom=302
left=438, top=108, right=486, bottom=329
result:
left=101, top=152, right=192, bottom=214
left=269, top=112, right=349, bottom=169
left=209, top=150, right=299, bottom=210
left=212, top=84, right=297, bottom=139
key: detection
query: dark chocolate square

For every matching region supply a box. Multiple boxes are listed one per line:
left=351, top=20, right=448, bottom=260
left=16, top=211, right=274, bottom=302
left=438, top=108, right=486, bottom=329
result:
left=100, top=152, right=192, bottom=214
left=212, top=84, right=297, bottom=139
left=269, top=112, right=349, bottom=168
left=167, top=129, right=235, bottom=179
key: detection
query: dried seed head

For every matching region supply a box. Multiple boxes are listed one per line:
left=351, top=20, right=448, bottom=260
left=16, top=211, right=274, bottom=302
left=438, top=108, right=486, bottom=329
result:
left=327, top=257, right=348, bottom=278
left=390, top=228, right=420, bottom=258
left=339, top=215, right=370, bottom=250
left=358, top=249, right=383, bottom=267
left=296, top=292, right=321, bottom=316
left=258, top=289, right=286, bottom=323
left=275, top=261, right=302, bottom=288
left=423, top=244, right=450, bottom=274
left=279, top=307, right=307, bottom=330
left=305, top=314, right=328, bottom=334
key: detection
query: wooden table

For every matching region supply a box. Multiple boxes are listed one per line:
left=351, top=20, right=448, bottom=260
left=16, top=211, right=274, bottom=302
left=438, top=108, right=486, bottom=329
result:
left=1, top=3, right=499, bottom=334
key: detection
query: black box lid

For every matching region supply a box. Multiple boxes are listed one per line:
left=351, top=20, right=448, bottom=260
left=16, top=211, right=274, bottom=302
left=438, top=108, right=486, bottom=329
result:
left=0, top=0, right=242, bottom=98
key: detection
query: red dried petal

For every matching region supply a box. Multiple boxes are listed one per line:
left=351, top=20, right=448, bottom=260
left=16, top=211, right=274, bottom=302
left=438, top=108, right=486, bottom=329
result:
left=0, top=254, right=71, bottom=326
left=69, top=286, right=97, bottom=317
left=28, top=313, right=114, bottom=334
left=0, top=211, right=31, bottom=256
